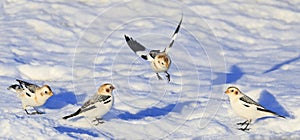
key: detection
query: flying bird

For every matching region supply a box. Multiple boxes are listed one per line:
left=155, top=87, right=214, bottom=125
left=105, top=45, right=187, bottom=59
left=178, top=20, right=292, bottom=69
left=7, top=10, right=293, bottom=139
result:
left=124, top=15, right=183, bottom=82
left=63, top=83, right=115, bottom=125
left=7, top=79, right=53, bottom=115
left=225, top=86, right=285, bottom=131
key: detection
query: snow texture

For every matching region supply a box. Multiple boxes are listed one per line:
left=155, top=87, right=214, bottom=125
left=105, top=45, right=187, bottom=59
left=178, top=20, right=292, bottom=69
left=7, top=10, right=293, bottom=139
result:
left=1, top=0, right=300, bottom=139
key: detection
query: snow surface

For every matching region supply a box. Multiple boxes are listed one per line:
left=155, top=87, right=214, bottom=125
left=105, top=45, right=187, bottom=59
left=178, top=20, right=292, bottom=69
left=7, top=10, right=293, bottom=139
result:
left=1, top=0, right=300, bottom=139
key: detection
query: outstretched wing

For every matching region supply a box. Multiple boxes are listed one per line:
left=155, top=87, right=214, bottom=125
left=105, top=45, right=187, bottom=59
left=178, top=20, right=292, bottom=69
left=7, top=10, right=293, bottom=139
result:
left=124, top=35, right=154, bottom=61
left=163, top=15, right=183, bottom=54
left=16, top=79, right=39, bottom=94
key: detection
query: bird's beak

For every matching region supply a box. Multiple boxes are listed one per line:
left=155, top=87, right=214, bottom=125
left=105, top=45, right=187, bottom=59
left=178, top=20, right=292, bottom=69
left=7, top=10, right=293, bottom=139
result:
left=111, top=86, right=115, bottom=90
left=224, top=90, right=228, bottom=94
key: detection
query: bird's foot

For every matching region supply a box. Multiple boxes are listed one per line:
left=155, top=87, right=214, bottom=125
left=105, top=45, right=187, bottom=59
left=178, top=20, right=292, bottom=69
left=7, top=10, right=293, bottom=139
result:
left=237, top=121, right=251, bottom=131
left=26, top=111, right=43, bottom=115
left=92, top=118, right=104, bottom=125
left=237, top=120, right=248, bottom=126
left=238, top=127, right=250, bottom=131
left=34, top=111, right=44, bottom=114
left=25, top=109, right=43, bottom=115
left=33, top=107, right=44, bottom=115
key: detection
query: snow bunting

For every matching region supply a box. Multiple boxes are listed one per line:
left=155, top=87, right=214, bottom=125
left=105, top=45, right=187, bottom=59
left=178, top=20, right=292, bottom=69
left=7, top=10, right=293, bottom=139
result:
left=124, top=16, right=183, bottom=82
left=62, top=83, right=115, bottom=125
left=225, top=86, right=285, bottom=131
left=7, top=79, right=53, bottom=115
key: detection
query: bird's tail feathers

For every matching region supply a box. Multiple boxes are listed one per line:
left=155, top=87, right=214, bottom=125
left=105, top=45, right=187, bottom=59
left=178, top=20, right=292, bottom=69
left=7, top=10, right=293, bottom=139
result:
left=258, top=107, right=286, bottom=119
left=62, top=109, right=82, bottom=120
left=268, top=110, right=286, bottom=119
left=269, top=110, right=286, bottom=119
left=276, top=114, right=286, bottom=119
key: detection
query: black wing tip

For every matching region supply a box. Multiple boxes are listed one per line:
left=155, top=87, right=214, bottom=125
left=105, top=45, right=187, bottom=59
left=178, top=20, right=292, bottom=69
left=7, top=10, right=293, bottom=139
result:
left=174, top=15, right=183, bottom=34
left=277, top=114, right=286, bottom=119
left=62, top=116, right=69, bottom=120
left=7, top=84, right=19, bottom=90
left=124, top=35, right=130, bottom=41
left=179, top=14, right=183, bottom=24
left=62, top=109, right=81, bottom=120
left=16, top=79, right=22, bottom=83
left=16, top=79, right=28, bottom=85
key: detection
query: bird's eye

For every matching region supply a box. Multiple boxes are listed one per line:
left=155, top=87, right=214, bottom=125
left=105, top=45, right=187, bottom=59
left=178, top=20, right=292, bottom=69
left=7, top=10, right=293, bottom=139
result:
left=231, top=90, right=234, bottom=92
left=45, top=91, right=48, bottom=94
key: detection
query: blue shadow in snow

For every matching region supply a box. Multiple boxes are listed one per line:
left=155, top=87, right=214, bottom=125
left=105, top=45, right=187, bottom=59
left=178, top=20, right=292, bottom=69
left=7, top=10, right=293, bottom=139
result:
left=256, top=90, right=292, bottom=122
left=263, top=55, right=300, bottom=74
left=117, top=101, right=194, bottom=120
left=212, top=65, right=244, bottom=85
left=54, top=126, right=98, bottom=138
left=13, top=57, right=26, bottom=64
left=118, top=104, right=176, bottom=120
left=44, top=88, right=77, bottom=109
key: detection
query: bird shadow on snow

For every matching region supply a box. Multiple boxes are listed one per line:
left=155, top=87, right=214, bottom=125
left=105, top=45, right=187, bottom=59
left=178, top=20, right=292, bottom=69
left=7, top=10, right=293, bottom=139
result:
left=113, top=101, right=195, bottom=120
left=54, top=126, right=99, bottom=138
left=256, top=90, right=293, bottom=122
left=44, top=88, right=77, bottom=109
left=263, top=54, right=300, bottom=74
left=212, top=65, right=244, bottom=85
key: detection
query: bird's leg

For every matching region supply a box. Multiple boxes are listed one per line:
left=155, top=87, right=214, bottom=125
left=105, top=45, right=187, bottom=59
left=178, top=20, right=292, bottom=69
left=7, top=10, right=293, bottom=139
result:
left=237, top=120, right=248, bottom=126
left=96, top=118, right=104, bottom=124
left=156, top=73, right=163, bottom=80
left=25, top=107, right=43, bottom=115
left=165, top=71, right=170, bottom=82
left=238, top=120, right=251, bottom=131
left=25, top=109, right=39, bottom=115
left=92, top=118, right=104, bottom=125
left=25, top=109, right=30, bottom=115
left=33, top=107, right=43, bottom=114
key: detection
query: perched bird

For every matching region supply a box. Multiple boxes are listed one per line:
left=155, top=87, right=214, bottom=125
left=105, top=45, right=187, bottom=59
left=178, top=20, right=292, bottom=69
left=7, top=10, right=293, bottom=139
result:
left=7, top=79, right=53, bottom=115
left=225, top=86, right=285, bottom=131
left=62, top=83, right=115, bottom=125
left=124, top=16, right=183, bottom=82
